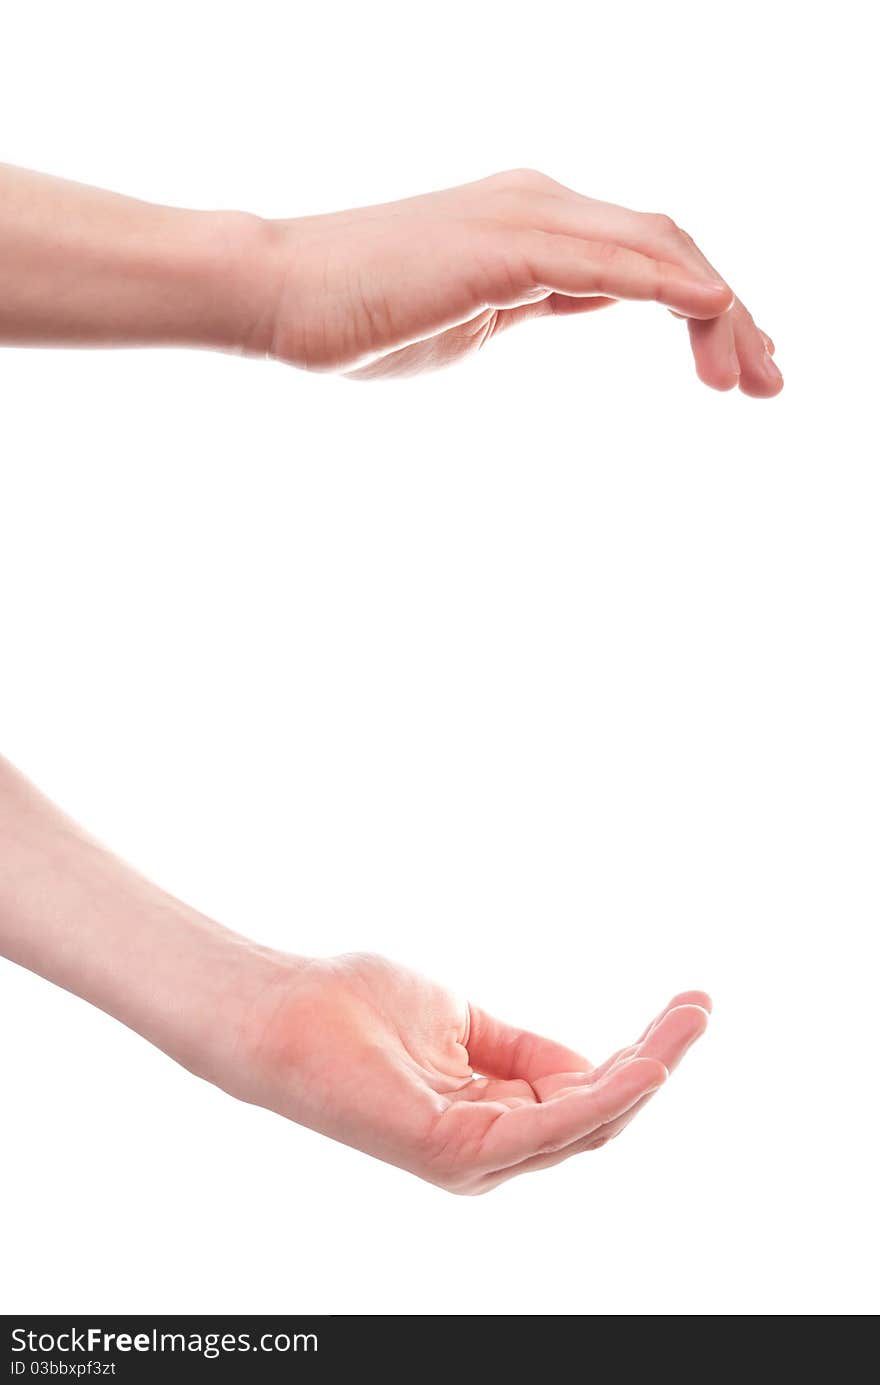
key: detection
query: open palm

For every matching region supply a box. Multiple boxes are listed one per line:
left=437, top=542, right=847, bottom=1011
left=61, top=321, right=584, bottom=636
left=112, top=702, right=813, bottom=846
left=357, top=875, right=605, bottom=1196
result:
left=245, top=952, right=710, bottom=1193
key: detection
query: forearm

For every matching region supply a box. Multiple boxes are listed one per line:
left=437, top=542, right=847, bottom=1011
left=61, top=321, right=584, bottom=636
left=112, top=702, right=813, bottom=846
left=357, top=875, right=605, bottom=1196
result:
left=0, top=164, right=274, bottom=353
left=0, top=757, right=710, bottom=1192
left=0, top=164, right=782, bottom=394
left=0, top=756, right=287, bottom=1088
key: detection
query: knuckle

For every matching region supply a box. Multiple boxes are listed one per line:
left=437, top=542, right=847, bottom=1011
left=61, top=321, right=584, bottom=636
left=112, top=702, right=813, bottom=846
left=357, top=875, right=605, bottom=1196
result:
left=491, top=167, right=553, bottom=193
left=595, top=239, right=623, bottom=265
left=647, top=211, right=679, bottom=236
left=472, top=238, right=534, bottom=301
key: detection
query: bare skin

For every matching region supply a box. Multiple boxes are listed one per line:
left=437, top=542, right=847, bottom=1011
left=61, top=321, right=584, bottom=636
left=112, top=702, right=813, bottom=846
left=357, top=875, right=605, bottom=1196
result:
left=0, top=757, right=709, bottom=1192
left=1, top=164, right=734, bottom=1189
left=0, top=164, right=781, bottom=394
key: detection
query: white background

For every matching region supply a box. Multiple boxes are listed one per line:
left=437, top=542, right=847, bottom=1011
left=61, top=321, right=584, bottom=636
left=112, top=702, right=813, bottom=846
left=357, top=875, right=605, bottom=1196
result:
left=1, top=0, right=876, bottom=1316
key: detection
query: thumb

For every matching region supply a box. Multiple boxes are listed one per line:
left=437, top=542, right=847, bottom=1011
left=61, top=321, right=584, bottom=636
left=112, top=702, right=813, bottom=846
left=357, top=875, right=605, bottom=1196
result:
left=466, top=1004, right=591, bottom=1083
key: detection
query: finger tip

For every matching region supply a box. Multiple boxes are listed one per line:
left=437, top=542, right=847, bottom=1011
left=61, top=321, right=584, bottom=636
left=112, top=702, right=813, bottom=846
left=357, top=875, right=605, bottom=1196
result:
left=667, top=989, right=712, bottom=1014
left=670, top=1002, right=711, bottom=1031
left=702, top=281, right=735, bottom=314
left=695, top=363, right=739, bottom=392
left=688, top=1006, right=711, bottom=1036
left=681, top=280, right=734, bottom=321
left=738, top=364, right=784, bottom=398
left=762, top=361, right=785, bottom=396
left=647, top=1006, right=710, bottom=1059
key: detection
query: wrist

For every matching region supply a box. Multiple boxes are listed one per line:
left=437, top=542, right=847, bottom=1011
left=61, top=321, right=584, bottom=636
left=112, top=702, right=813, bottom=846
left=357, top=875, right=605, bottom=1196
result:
left=166, top=207, right=281, bottom=357
left=156, top=924, right=312, bottom=1097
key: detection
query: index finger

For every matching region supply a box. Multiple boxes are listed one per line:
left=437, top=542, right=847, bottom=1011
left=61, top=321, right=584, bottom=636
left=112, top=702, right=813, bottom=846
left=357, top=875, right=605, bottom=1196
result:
left=515, top=230, right=735, bottom=320
left=583, top=990, right=713, bottom=1085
